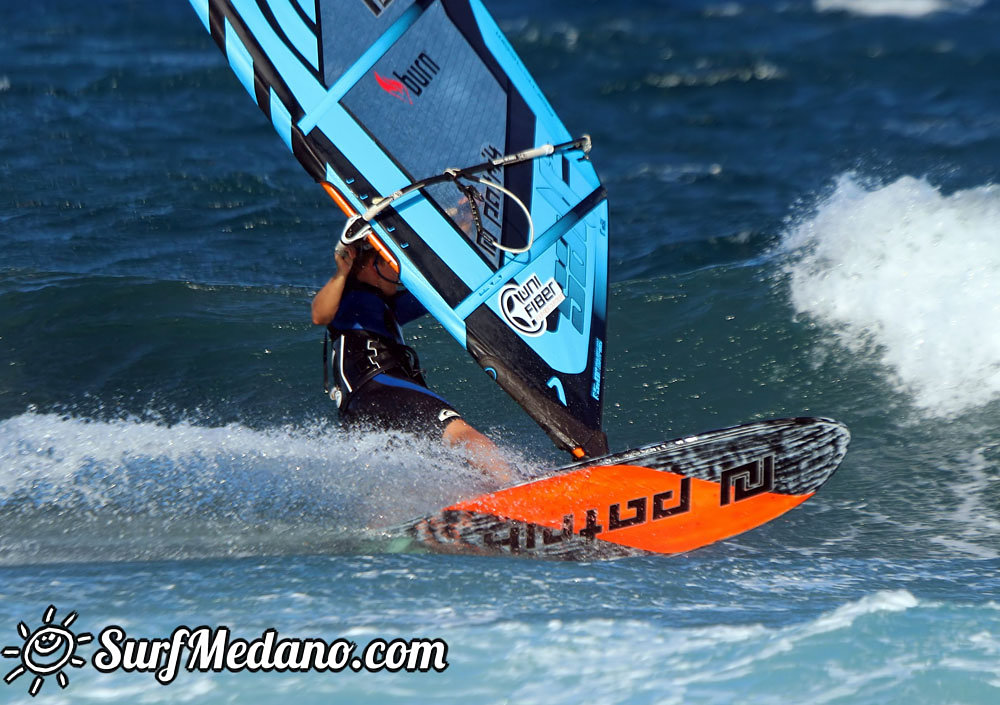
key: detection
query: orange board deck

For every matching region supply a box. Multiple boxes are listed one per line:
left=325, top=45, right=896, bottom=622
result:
left=397, top=418, right=850, bottom=560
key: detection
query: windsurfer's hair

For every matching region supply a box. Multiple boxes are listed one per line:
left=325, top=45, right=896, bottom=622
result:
left=351, top=246, right=378, bottom=278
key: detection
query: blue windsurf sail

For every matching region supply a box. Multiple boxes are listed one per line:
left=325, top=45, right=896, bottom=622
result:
left=189, top=0, right=610, bottom=457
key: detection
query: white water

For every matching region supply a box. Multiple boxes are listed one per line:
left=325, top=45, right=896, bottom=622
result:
left=814, top=0, right=984, bottom=18
left=455, top=590, right=929, bottom=705
left=0, top=412, right=523, bottom=564
left=782, top=174, right=1000, bottom=418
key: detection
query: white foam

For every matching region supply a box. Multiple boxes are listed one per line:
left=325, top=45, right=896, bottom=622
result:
left=645, top=61, right=785, bottom=89
left=0, top=412, right=519, bottom=502
left=703, top=590, right=918, bottom=681
left=0, top=411, right=530, bottom=563
left=814, top=0, right=983, bottom=18
left=489, top=590, right=921, bottom=705
left=499, top=20, right=582, bottom=52
left=782, top=174, right=1000, bottom=418
left=704, top=3, right=745, bottom=18
left=928, top=447, right=1000, bottom=558
left=801, top=589, right=919, bottom=637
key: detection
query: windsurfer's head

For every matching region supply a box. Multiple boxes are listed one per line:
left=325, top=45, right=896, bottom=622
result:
left=350, top=245, right=378, bottom=277
left=352, top=245, right=401, bottom=292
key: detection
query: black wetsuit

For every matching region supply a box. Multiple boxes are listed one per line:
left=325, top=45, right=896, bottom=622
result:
left=326, top=283, right=462, bottom=435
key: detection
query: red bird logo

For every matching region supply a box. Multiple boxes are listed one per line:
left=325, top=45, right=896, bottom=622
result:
left=375, top=71, right=412, bottom=104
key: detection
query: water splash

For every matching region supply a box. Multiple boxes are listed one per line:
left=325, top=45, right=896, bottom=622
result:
left=782, top=174, right=1000, bottom=418
left=0, top=412, right=527, bottom=565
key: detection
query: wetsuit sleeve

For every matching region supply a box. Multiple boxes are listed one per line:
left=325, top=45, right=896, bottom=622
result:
left=330, top=289, right=362, bottom=330
left=332, top=289, right=390, bottom=336
left=393, top=291, right=428, bottom=326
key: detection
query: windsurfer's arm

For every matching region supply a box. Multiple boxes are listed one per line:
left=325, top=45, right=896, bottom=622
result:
left=311, top=244, right=356, bottom=326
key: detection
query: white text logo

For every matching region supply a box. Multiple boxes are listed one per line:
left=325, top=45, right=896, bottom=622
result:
left=499, top=274, right=565, bottom=337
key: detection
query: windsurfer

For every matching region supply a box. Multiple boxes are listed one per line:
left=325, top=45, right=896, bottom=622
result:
left=312, top=242, right=512, bottom=484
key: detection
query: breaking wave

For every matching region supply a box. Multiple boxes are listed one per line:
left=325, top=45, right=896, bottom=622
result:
left=781, top=174, right=1000, bottom=418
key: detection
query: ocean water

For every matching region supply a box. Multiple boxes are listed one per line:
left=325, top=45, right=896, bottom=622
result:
left=2, top=0, right=1000, bottom=702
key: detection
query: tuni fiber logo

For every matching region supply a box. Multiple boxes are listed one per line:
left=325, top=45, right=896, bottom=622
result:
left=3, top=606, right=448, bottom=696
left=499, top=274, right=566, bottom=337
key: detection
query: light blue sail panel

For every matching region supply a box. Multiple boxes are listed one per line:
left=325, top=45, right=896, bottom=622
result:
left=190, top=0, right=610, bottom=456
left=225, top=19, right=257, bottom=103
left=193, top=0, right=210, bottom=31
left=296, top=0, right=316, bottom=22
left=266, top=0, right=320, bottom=70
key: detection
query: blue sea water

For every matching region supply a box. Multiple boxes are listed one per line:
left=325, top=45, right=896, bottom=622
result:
left=2, top=0, right=1000, bottom=702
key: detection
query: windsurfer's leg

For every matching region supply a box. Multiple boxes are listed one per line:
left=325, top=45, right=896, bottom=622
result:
left=347, top=377, right=514, bottom=484
left=346, top=375, right=454, bottom=430
left=442, top=418, right=514, bottom=485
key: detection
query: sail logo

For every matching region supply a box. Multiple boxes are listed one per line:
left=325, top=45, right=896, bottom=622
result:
left=374, top=53, right=440, bottom=104
left=374, top=72, right=412, bottom=104
left=499, top=275, right=565, bottom=337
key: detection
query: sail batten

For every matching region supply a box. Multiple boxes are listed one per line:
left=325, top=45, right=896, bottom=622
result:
left=191, top=0, right=610, bottom=456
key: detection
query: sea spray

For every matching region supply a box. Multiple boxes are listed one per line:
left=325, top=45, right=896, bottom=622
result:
left=0, top=412, right=525, bottom=564
left=781, top=174, right=1000, bottom=418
